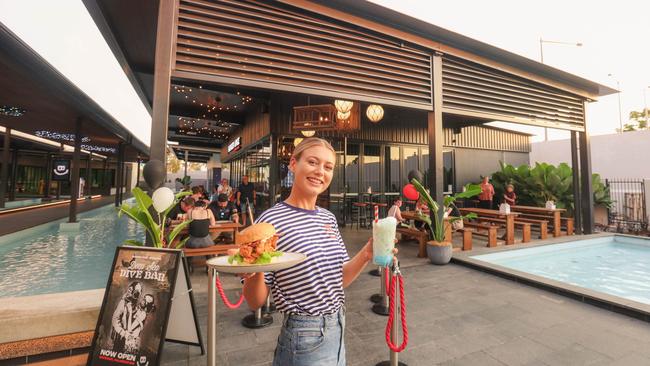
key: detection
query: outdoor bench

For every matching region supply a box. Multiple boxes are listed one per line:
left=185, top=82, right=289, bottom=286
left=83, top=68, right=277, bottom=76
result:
left=508, top=217, right=549, bottom=239
left=462, top=221, right=499, bottom=247
left=475, top=217, right=532, bottom=243
left=515, top=213, right=574, bottom=235
left=396, top=227, right=428, bottom=258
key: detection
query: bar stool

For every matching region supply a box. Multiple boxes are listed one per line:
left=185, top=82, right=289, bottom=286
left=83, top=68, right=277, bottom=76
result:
left=351, top=202, right=368, bottom=230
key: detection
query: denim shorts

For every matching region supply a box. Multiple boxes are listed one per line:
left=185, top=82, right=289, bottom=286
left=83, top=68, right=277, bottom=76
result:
left=240, top=201, right=254, bottom=217
left=273, top=307, right=346, bottom=366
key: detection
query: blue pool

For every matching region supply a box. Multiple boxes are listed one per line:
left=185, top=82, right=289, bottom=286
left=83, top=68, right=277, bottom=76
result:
left=472, top=235, right=650, bottom=305
left=0, top=201, right=144, bottom=298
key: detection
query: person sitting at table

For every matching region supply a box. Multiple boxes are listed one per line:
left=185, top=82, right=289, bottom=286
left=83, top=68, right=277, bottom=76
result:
left=208, top=193, right=239, bottom=243
left=166, top=196, right=194, bottom=225
left=414, top=199, right=429, bottom=231
left=478, top=176, right=495, bottom=209
left=503, top=184, right=516, bottom=206
left=186, top=199, right=216, bottom=248
left=387, top=197, right=405, bottom=223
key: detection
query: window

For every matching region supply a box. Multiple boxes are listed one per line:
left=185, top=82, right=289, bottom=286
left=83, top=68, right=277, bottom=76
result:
left=421, top=148, right=456, bottom=193
left=363, top=145, right=380, bottom=193
left=345, top=143, right=359, bottom=193
left=385, top=146, right=400, bottom=193
left=403, top=147, right=419, bottom=187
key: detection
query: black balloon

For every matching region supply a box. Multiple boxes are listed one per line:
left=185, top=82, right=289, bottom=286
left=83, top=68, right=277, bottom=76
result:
left=408, top=170, right=423, bottom=183
left=143, top=160, right=165, bottom=189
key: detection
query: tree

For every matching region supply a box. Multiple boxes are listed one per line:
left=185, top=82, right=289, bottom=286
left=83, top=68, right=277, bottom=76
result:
left=619, top=109, right=649, bottom=132
left=166, top=150, right=181, bottom=173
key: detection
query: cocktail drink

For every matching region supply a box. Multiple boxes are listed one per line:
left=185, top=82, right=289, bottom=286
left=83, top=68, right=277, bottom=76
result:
left=373, top=217, right=397, bottom=266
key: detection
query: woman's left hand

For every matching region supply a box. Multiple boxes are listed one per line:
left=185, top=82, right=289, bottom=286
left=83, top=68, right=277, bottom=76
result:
left=361, top=237, right=399, bottom=262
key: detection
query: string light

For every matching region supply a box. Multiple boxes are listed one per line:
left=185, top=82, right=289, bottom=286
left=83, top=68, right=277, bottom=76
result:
left=0, top=106, right=26, bottom=117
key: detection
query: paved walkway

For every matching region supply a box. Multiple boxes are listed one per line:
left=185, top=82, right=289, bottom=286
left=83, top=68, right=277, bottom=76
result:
left=161, top=227, right=650, bottom=366
left=0, top=195, right=117, bottom=236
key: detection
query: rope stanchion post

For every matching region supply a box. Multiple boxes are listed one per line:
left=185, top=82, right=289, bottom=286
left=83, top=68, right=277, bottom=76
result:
left=242, top=294, right=273, bottom=328
left=372, top=266, right=390, bottom=315
left=376, top=260, right=408, bottom=366
left=262, top=293, right=276, bottom=314
left=207, top=267, right=218, bottom=366
left=370, top=266, right=385, bottom=303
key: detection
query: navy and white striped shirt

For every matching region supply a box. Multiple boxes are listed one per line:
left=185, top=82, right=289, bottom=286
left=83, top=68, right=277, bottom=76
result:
left=256, top=202, right=350, bottom=316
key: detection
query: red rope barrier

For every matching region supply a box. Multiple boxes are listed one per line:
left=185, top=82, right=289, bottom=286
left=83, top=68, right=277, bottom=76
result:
left=215, top=276, right=245, bottom=309
left=385, top=272, right=408, bottom=352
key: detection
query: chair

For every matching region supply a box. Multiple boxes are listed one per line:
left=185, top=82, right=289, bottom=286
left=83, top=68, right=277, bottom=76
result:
left=351, top=202, right=368, bottom=229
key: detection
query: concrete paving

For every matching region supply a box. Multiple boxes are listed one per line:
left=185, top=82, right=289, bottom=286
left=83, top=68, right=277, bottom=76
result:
left=161, top=227, right=650, bottom=366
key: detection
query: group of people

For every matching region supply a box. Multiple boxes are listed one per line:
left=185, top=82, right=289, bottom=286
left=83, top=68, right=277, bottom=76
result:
left=478, top=176, right=517, bottom=209
left=167, top=176, right=257, bottom=248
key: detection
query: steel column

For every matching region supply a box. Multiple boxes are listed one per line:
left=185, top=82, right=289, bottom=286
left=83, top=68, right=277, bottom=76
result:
left=184, top=150, right=189, bottom=177
left=103, top=158, right=109, bottom=195
left=136, top=159, right=141, bottom=189
left=115, top=143, right=123, bottom=207
left=69, top=117, right=83, bottom=223
left=0, top=128, right=10, bottom=208
left=150, top=0, right=178, bottom=169
left=44, top=153, right=52, bottom=197
left=9, top=149, right=18, bottom=201
left=86, top=152, right=92, bottom=196
left=579, top=129, right=594, bottom=234
left=570, top=131, right=582, bottom=234
left=269, top=135, right=278, bottom=206
left=428, top=53, right=444, bottom=221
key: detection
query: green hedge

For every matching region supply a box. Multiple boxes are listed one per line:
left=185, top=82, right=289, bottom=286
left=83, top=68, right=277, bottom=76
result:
left=490, top=162, right=612, bottom=216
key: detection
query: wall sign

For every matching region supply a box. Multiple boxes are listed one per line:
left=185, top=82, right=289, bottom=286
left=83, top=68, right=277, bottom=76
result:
left=227, top=137, right=241, bottom=153
left=88, top=247, right=203, bottom=366
left=51, top=159, right=70, bottom=181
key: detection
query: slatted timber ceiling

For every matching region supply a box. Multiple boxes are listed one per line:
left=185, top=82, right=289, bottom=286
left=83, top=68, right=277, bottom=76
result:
left=441, top=56, right=586, bottom=131
left=174, top=0, right=433, bottom=110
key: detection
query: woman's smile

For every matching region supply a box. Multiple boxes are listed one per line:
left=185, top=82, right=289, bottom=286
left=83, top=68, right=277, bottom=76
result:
left=307, top=176, right=324, bottom=186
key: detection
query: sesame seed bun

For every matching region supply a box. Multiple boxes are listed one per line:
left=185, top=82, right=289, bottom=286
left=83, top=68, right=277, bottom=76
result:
left=235, top=222, right=276, bottom=246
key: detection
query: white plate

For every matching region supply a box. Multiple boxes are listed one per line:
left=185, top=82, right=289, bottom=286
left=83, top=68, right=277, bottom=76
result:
left=206, top=252, right=307, bottom=274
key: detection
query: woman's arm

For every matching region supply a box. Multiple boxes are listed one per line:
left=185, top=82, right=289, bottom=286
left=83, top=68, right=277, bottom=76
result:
left=242, top=273, right=269, bottom=310
left=342, top=239, right=372, bottom=288
left=395, top=207, right=404, bottom=222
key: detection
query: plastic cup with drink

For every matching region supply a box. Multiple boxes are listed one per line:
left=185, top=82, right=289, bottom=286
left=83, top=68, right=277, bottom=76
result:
left=372, top=216, right=397, bottom=267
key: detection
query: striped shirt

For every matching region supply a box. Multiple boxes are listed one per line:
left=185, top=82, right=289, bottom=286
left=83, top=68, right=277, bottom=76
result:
left=256, top=202, right=350, bottom=316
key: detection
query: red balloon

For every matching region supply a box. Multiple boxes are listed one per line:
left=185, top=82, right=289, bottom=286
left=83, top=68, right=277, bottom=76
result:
left=403, top=184, right=419, bottom=201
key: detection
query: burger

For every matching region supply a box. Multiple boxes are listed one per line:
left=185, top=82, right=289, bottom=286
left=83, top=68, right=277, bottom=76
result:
left=228, top=222, right=282, bottom=264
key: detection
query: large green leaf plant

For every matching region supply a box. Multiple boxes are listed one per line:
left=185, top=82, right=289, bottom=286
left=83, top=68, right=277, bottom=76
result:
left=411, top=179, right=482, bottom=243
left=491, top=162, right=613, bottom=215
left=117, top=187, right=193, bottom=248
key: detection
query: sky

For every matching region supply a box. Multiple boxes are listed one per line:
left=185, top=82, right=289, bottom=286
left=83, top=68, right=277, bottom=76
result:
left=0, top=1, right=648, bottom=144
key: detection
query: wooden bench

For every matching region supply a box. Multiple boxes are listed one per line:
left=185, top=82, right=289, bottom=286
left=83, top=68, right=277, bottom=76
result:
left=475, top=217, right=532, bottom=243
left=462, top=221, right=499, bottom=247
left=397, top=227, right=428, bottom=258
left=517, top=213, right=574, bottom=235
left=454, top=228, right=474, bottom=251
left=510, top=217, right=549, bottom=239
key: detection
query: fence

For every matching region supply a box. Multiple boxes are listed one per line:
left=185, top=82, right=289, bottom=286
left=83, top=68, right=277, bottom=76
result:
left=605, top=179, right=648, bottom=232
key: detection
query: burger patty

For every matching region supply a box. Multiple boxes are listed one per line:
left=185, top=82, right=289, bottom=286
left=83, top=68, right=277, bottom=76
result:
left=238, top=235, right=278, bottom=263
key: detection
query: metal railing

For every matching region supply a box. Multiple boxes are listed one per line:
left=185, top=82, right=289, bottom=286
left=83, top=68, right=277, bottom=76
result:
left=605, top=179, right=647, bottom=233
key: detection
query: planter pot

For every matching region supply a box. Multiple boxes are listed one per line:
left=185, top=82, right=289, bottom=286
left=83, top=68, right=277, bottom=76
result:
left=426, top=241, right=452, bottom=265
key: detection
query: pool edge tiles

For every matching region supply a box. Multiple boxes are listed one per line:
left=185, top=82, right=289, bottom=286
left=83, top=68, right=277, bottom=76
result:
left=453, top=234, right=650, bottom=322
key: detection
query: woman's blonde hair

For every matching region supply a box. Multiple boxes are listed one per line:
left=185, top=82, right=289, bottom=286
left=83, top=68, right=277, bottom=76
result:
left=292, top=137, right=335, bottom=162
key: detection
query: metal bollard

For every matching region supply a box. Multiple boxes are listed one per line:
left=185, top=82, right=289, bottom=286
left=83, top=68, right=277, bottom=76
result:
left=261, top=293, right=276, bottom=314
left=207, top=268, right=217, bottom=365
left=372, top=267, right=389, bottom=316
left=242, top=294, right=273, bottom=328
left=370, top=267, right=386, bottom=303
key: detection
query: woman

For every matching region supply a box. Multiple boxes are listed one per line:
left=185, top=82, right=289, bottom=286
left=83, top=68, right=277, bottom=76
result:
left=478, top=176, right=495, bottom=209
left=243, top=138, right=389, bottom=366
left=387, top=197, right=405, bottom=223
left=186, top=199, right=216, bottom=248
left=503, top=184, right=517, bottom=206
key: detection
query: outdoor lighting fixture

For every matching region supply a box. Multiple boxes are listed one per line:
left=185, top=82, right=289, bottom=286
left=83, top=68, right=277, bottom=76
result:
left=337, top=110, right=351, bottom=120
left=293, top=137, right=304, bottom=146
left=334, top=100, right=353, bottom=113
left=81, top=145, right=117, bottom=154
left=366, top=104, right=384, bottom=123
left=0, top=106, right=26, bottom=117
left=35, top=130, right=91, bottom=143
left=301, top=130, right=316, bottom=137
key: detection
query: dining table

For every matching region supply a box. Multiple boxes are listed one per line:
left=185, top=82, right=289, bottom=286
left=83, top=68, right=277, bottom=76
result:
left=458, top=207, right=520, bottom=245
left=169, top=221, right=242, bottom=246
left=401, top=210, right=452, bottom=242
left=509, top=205, right=567, bottom=237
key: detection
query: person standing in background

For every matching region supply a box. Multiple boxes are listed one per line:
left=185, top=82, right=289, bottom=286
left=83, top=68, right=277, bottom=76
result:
left=237, top=175, right=256, bottom=226
left=478, top=176, right=495, bottom=209
left=503, top=184, right=517, bottom=206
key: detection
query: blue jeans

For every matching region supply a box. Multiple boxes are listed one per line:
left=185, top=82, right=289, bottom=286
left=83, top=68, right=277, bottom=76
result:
left=273, top=308, right=346, bottom=366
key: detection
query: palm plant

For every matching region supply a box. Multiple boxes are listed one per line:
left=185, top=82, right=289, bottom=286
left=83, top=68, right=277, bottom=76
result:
left=411, top=179, right=482, bottom=243
left=117, top=187, right=192, bottom=248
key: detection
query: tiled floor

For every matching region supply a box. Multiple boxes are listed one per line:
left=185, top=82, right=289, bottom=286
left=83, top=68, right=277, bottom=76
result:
left=159, top=227, right=650, bottom=365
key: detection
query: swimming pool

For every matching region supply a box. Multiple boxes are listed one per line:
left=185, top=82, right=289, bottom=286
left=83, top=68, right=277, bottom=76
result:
left=0, top=201, right=144, bottom=298
left=471, top=235, right=650, bottom=305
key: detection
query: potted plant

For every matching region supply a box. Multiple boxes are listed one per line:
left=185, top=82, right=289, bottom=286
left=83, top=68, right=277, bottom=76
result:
left=411, top=179, right=482, bottom=264
left=117, top=187, right=192, bottom=248
left=175, top=176, right=192, bottom=190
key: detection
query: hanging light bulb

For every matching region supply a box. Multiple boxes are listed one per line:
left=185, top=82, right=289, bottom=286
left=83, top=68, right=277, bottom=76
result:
left=334, top=100, right=354, bottom=113
left=337, top=110, right=351, bottom=120
left=301, top=130, right=316, bottom=137
left=366, top=104, right=384, bottom=123
left=293, top=137, right=304, bottom=146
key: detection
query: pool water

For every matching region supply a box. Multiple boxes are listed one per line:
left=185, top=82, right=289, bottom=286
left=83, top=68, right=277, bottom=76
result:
left=0, top=201, right=145, bottom=298
left=472, top=235, right=650, bottom=305
left=0, top=198, right=42, bottom=210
